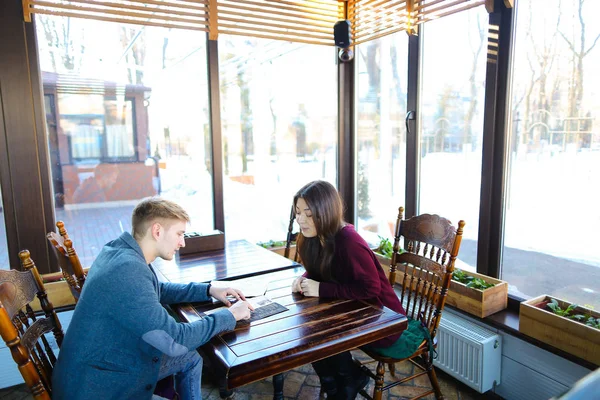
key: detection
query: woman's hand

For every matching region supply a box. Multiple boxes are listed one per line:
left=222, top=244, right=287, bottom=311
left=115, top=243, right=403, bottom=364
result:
left=300, top=279, right=320, bottom=297
left=209, top=286, right=247, bottom=306
left=291, top=276, right=305, bottom=293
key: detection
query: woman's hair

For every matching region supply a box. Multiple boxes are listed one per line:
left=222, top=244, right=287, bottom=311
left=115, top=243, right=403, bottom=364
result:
left=132, top=197, right=190, bottom=240
left=293, top=180, right=345, bottom=281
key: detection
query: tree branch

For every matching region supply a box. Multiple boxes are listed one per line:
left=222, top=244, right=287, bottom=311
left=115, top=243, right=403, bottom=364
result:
left=584, top=33, right=600, bottom=56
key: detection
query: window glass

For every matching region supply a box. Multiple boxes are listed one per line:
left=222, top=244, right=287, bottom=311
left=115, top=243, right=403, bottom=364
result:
left=219, top=36, right=338, bottom=243
left=356, top=34, right=408, bottom=246
left=506, top=0, right=600, bottom=307
left=35, top=16, right=213, bottom=267
left=418, top=8, right=488, bottom=271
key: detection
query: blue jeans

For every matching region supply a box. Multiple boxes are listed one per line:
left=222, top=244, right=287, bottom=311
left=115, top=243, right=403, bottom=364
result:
left=154, top=350, right=203, bottom=400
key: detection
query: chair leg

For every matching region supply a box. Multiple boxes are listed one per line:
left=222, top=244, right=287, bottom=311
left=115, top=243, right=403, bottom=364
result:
left=424, top=354, right=444, bottom=400
left=371, top=361, right=385, bottom=400
left=387, top=362, right=396, bottom=377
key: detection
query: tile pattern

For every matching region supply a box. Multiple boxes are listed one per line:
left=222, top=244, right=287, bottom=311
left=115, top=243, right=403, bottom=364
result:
left=0, top=349, right=501, bottom=400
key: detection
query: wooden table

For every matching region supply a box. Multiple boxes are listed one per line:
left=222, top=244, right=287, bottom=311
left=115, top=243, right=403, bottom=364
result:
left=151, top=239, right=301, bottom=284
left=175, top=267, right=408, bottom=390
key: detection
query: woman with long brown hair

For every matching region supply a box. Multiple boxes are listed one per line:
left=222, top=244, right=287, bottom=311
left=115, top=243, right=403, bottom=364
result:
left=291, top=180, right=406, bottom=400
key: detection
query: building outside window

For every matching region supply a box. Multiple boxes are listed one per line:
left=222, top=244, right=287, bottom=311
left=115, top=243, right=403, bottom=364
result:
left=34, top=15, right=214, bottom=266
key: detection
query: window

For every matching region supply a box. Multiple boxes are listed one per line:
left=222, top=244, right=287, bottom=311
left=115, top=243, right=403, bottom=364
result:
left=56, top=94, right=136, bottom=161
left=418, top=7, right=488, bottom=271
left=219, top=36, right=338, bottom=242
left=356, top=33, right=408, bottom=244
left=505, top=0, right=600, bottom=308
left=35, top=16, right=214, bottom=266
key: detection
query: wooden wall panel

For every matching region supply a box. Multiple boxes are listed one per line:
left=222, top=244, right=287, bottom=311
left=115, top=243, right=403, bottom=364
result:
left=0, top=0, right=53, bottom=273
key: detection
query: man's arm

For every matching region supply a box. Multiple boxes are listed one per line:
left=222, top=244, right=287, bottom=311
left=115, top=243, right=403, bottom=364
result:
left=159, top=281, right=210, bottom=305
left=107, top=258, right=234, bottom=357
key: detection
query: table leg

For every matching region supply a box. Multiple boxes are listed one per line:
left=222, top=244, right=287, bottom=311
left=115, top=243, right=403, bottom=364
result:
left=218, top=377, right=234, bottom=399
left=272, top=373, right=284, bottom=400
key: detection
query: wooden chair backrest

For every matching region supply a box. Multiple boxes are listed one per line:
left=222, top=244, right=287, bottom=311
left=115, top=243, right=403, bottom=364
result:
left=47, top=221, right=86, bottom=297
left=284, top=205, right=300, bottom=262
left=0, top=250, right=65, bottom=399
left=390, top=207, right=465, bottom=341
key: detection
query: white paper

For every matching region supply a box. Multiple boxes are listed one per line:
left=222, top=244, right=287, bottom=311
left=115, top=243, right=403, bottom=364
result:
left=210, top=277, right=269, bottom=298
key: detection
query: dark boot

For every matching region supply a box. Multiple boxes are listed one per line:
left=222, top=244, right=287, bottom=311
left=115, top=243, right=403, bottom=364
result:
left=335, top=359, right=369, bottom=400
left=312, top=359, right=339, bottom=399
left=319, top=375, right=339, bottom=399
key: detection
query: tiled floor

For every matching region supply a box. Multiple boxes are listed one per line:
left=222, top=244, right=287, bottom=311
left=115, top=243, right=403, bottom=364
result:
left=0, top=350, right=501, bottom=400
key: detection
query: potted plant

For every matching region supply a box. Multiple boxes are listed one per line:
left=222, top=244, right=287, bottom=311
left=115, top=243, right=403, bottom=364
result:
left=520, top=295, right=600, bottom=365
left=445, top=268, right=508, bottom=318
left=258, top=239, right=297, bottom=261
left=373, top=236, right=508, bottom=318
left=372, top=236, right=395, bottom=268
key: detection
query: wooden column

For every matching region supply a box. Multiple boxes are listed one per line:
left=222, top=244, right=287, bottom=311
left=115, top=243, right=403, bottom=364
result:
left=0, top=0, right=54, bottom=273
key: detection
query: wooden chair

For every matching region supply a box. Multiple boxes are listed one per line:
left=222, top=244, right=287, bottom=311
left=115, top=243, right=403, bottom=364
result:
left=284, top=205, right=300, bottom=262
left=358, top=207, right=465, bottom=400
left=47, top=221, right=86, bottom=299
left=0, top=250, right=65, bottom=400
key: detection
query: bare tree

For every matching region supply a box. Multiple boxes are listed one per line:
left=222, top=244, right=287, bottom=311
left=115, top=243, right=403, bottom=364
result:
left=521, top=1, right=560, bottom=147
left=236, top=41, right=255, bottom=174
left=38, top=16, right=85, bottom=73
left=119, top=27, right=146, bottom=85
left=463, top=11, right=486, bottom=148
left=558, top=0, right=600, bottom=131
left=359, top=41, right=382, bottom=157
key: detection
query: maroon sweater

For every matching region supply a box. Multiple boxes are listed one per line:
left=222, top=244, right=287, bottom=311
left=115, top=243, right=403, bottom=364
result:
left=312, top=225, right=406, bottom=347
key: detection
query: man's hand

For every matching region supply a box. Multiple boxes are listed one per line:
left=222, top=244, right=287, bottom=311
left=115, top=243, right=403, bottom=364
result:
left=300, top=278, right=320, bottom=297
left=228, top=300, right=254, bottom=321
left=209, top=286, right=246, bottom=306
left=291, top=276, right=305, bottom=293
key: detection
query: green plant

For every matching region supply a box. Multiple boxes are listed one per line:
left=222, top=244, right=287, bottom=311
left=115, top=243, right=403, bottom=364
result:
left=451, top=269, right=495, bottom=290
left=572, top=314, right=600, bottom=329
left=375, top=236, right=394, bottom=258
left=466, top=278, right=495, bottom=290
left=257, top=240, right=288, bottom=249
left=546, top=298, right=578, bottom=317
left=572, top=305, right=600, bottom=329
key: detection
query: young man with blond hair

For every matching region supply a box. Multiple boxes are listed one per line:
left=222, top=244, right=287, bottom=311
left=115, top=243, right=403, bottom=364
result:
left=53, top=197, right=253, bottom=399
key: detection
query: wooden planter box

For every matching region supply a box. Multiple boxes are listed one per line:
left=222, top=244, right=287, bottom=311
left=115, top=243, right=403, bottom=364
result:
left=266, top=244, right=297, bottom=261
left=520, top=295, right=600, bottom=365
left=375, top=253, right=508, bottom=318
left=446, top=271, right=508, bottom=318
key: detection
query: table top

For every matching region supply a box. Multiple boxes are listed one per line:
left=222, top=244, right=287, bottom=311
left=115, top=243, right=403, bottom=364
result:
left=175, top=267, right=408, bottom=389
left=151, top=239, right=301, bottom=284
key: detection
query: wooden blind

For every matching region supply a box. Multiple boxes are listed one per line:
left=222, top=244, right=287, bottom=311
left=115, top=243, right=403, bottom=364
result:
left=23, top=0, right=486, bottom=45
left=216, top=0, right=343, bottom=45
left=22, top=0, right=210, bottom=31
left=349, top=0, right=487, bottom=45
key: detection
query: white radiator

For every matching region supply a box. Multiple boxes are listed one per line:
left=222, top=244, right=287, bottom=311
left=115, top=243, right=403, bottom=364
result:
left=433, top=311, right=502, bottom=393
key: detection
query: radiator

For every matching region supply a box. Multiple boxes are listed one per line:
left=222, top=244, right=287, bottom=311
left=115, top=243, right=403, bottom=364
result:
left=433, top=311, right=502, bottom=393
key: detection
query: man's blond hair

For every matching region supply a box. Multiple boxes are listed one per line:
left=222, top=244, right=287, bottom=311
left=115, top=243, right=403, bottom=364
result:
left=132, top=197, right=190, bottom=240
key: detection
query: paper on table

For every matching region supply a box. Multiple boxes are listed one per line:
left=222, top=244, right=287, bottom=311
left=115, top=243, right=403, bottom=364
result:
left=210, top=277, right=269, bottom=298
left=203, top=295, right=276, bottom=316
